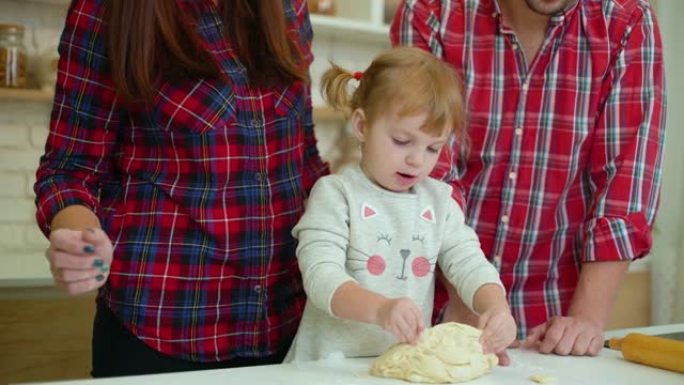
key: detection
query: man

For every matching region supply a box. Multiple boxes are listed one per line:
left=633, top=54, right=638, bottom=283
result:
left=391, top=0, right=665, bottom=363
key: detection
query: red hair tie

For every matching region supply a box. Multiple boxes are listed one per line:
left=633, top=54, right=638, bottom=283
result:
left=353, top=71, right=363, bottom=81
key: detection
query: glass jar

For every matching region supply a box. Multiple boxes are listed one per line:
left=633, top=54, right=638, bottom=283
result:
left=0, top=23, right=28, bottom=88
left=308, top=0, right=336, bottom=15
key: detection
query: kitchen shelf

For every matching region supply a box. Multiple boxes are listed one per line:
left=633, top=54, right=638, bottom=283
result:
left=312, top=106, right=345, bottom=122
left=310, top=14, right=390, bottom=45
left=0, top=88, right=54, bottom=102
left=6, top=0, right=68, bottom=4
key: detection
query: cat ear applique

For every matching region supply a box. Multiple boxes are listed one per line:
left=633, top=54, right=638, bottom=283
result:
left=420, top=207, right=436, bottom=224
left=361, top=203, right=378, bottom=220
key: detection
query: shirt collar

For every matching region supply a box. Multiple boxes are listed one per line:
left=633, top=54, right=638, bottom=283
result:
left=489, top=0, right=582, bottom=26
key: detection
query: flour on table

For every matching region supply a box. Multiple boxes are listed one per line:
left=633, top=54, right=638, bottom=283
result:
left=529, top=374, right=559, bottom=384
left=370, top=322, right=498, bottom=383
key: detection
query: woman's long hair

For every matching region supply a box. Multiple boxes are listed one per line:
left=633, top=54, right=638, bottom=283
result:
left=105, top=0, right=308, bottom=102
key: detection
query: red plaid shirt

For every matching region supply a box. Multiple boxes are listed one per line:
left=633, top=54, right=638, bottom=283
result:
left=34, top=0, right=328, bottom=361
left=392, top=0, right=665, bottom=337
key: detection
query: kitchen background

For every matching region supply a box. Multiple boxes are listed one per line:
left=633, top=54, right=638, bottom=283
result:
left=0, top=0, right=682, bottom=383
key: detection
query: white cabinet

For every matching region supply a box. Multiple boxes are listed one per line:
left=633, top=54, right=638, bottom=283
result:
left=307, top=0, right=394, bottom=170
left=310, top=0, right=397, bottom=44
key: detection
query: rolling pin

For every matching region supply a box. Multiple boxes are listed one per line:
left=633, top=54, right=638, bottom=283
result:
left=607, top=333, right=684, bottom=374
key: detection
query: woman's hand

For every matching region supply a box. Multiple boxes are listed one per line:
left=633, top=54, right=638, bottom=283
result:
left=46, top=228, right=113, bottom=295
left=376, top=297, right=425, bottom=345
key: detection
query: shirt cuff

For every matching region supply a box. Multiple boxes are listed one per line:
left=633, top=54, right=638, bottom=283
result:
left=580, top=213, right=652, bottom=263
left=35, top=188, right=98, bottom=236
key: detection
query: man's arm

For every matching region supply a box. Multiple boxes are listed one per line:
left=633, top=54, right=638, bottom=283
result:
left=567, top=261, right=630, bottom=331
left=525, top=261, right=629, bottom=355
left=527, top=4, right=666, bottom=356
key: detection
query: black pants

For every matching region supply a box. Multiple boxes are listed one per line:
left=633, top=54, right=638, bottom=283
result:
left=91, top=302, right=287, bottom=378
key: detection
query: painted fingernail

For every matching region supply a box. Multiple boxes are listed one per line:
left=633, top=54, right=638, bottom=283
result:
left=92, top=259, right=104, bottom=268
left=84, top=245, right=95, bottom=254
left=96, top=274, right=105, bottom=282
left=99, top=265, right=110, bottom=273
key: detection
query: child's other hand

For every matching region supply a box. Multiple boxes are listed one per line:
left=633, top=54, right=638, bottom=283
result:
left=478, top=306, right=517, bottom=356
left=376, top=297, right=425, bottom=345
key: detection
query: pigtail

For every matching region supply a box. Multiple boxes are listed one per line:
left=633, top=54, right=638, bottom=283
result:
left=320, top=62, right=357, bottom=115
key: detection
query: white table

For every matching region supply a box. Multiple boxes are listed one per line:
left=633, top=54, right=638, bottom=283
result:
left=20, top=324, right=684, bottom=385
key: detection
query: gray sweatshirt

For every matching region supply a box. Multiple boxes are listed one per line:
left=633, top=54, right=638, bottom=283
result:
left=285, top=165, right=503, bottom=362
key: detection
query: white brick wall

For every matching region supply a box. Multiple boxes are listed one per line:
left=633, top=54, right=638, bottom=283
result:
left=0, top=103, right=53, bottom=281
left=1, top=1, right=65, bottom=282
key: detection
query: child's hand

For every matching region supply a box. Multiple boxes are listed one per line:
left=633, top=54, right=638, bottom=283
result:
left=376, top=297, right=425, bottom=345
left=478, top=306, right=517, bottom=355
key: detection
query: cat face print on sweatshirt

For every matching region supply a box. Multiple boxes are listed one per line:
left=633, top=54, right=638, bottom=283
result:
left=347, top=202, right=437, bottom=281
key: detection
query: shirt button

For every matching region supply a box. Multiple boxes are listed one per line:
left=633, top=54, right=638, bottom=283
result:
left=509, top=172, right=517, bottom=180
left=254, top=285, right=263, bottom=293
left=255, top=172, right=263, bottom=182
left=522, top=82, right=529, bottom=92
left=501, top=215, right=510, bottom=224
left=511, top=43, right=519, bottom=51
left=515, top=127, right=523, bottom=136
left=250, top=119, right=261, bottom=127
left=493, top=255, right=502, bottom=265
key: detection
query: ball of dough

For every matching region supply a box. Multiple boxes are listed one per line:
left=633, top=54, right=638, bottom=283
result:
left=370, top=322, right=498, bottom=383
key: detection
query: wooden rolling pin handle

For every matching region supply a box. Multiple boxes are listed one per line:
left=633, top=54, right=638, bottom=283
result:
left=608, top=333, right=684, bottom=374
left=608, top=337, right=623, bottom=350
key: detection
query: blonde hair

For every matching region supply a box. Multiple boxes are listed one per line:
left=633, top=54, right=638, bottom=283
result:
left=320, top=47, right=466, bottom=142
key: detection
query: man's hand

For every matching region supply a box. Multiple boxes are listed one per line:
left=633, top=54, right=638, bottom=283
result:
left=524, top=315, right=603, bottom=356
left=524, top=260, right=630, bottom=356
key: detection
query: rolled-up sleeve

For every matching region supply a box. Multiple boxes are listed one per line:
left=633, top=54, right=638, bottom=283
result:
left=581, top=7, right=666, bottom=262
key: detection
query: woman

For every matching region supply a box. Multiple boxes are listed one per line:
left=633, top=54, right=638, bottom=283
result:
left=34, top=0, right=327, bottom=377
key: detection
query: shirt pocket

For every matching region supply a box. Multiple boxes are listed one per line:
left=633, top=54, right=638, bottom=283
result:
left=272, top=82, right=306, bottom=119
left=149, top=78, right=236, bottom=135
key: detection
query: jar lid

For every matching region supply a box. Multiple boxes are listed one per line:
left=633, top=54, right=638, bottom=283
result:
left=0, top=23, right=25, bottom=33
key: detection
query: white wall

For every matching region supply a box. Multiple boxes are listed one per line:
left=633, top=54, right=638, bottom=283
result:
left=0, top=0, right=67, bottom=283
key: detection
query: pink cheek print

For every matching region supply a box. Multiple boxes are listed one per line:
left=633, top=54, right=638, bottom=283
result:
left=367, top=254, right=386, bottom=276
left=411, top=256, right=431, bottom=277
